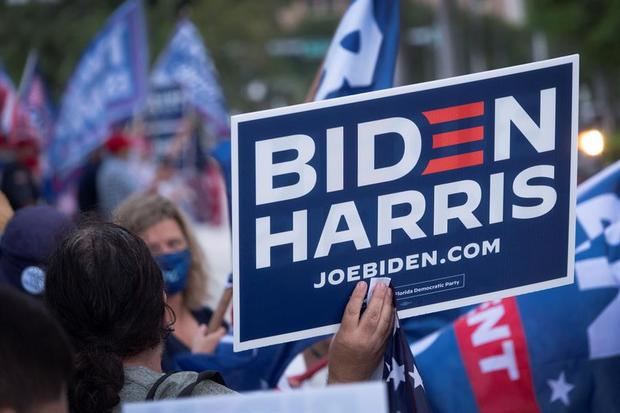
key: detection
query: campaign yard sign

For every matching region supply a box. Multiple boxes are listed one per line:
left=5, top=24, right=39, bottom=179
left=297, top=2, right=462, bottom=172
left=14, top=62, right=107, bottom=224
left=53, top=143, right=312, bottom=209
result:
left=232, top=55, right=578, bottom=351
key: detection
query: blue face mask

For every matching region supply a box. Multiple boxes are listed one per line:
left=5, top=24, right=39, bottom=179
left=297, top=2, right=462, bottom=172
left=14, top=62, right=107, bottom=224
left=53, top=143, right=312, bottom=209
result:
left=155, top=249, right=191, bottom=295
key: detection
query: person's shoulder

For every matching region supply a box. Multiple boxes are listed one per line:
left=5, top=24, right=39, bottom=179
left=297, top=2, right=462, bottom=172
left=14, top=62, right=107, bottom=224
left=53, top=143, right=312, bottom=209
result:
left=119, top=366, right=160, bottom=403
left=153, top=370, right=235, bottom=398
left=120, top=366, right=234, bottom=402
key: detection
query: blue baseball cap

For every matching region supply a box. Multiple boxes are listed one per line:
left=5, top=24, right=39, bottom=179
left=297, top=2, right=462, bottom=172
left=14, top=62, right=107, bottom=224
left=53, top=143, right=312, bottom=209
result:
left=0, top=205, right=75, bottom=296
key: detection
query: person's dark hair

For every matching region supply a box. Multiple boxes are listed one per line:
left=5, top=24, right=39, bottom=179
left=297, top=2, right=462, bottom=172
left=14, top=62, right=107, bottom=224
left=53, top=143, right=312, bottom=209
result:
left=45, top=223, right=170, bottom=413
left=0, top=286, right=72, bottom=412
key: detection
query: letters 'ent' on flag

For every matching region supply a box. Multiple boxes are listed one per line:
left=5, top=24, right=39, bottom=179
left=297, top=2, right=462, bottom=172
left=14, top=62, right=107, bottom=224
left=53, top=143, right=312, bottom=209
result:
left=48, top=0, right=148, bottom=174
left=151, top=19, right=230, bottom=141
left=412, top=161, right=620, bottom=412
left=18, top=52, right=56, bottom=147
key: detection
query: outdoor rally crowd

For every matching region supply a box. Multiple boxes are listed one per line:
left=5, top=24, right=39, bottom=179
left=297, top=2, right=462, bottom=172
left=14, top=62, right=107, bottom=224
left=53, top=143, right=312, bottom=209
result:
left=0, top=129, right=398, bottom=413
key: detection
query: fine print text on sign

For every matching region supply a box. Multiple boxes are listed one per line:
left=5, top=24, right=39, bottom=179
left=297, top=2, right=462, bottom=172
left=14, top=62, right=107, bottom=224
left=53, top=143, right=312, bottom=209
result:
left=232, top=55, right=578, bottom=351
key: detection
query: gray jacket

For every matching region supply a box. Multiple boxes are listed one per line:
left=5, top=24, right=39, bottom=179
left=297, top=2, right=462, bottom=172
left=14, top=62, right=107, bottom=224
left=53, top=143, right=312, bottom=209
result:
left=114, top=366, right=234, bottom=412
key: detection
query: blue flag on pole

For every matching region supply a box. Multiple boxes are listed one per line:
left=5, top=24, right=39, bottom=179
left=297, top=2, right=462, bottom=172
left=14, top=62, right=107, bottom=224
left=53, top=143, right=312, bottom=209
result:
left=412, top=162, right=620, bottom=412
left=151, top=19, right=229, bottom=141
left=314, top=0, right=400, bottom=101
left=48, top=0, right=148, bottom=174
left=18, top=52, right=55, bottom=147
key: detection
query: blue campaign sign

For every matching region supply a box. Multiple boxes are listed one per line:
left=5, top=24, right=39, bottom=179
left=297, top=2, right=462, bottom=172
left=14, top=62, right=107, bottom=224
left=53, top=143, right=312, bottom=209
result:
left=144, top=84, right=186, bottom=139
left=232, top=56, right=579, bottom=351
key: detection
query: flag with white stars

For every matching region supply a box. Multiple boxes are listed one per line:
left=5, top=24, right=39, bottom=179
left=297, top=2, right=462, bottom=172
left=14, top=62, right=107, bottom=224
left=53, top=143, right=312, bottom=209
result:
left=381, top=283, right=431, bottom=413
left=314, top=0, right=399, bottom=101
left=409, top=161, right=620, bottom=412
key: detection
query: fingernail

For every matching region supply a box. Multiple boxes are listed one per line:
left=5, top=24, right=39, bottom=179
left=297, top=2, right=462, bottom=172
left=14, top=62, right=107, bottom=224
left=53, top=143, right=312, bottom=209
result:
left=355, top=281, right=365, bottom=291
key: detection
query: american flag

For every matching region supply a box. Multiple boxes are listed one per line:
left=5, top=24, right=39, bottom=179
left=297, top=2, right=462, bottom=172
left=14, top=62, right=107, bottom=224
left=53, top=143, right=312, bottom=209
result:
left=369, top=278, right=431, bottom=413
left=384, top=314, right=432, bottom=413
left=0, top=62, right=38, bottom=143
left=18, top=52, right=55, bottom=146
left=0, top=63, right=17, bottom=136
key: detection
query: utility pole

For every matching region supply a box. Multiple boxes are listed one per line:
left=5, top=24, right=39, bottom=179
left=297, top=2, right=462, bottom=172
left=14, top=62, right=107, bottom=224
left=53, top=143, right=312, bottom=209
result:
left=435, top=0, right=458, bottom=78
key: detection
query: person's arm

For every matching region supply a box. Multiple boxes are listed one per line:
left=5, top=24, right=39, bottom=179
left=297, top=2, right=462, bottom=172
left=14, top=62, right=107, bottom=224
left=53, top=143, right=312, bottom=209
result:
left=191, top=324, right=227, bottom=354
left=327, top=281, right=394, bottom=384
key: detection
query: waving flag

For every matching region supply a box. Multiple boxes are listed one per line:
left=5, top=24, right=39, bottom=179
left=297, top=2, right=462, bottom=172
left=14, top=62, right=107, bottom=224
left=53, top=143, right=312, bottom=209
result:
left=384, top=309, right=432, bottom=413
left=48, top=0, right=148, bottom=173
left=0, top=63, right=17, bottom=137
left=0, top=63, right=38, bottom=142
left=18, top=52, right=55, bottom=147
left=152, top=19, right=229, bottom=140
left=314, top=0, right=399, bottom=101
left=413, top=162, right=620, bottom=412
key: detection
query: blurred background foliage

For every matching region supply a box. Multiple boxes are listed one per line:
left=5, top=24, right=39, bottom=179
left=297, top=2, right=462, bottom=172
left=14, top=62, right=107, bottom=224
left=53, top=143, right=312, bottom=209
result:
left=1, top=0, right=619, bottom=162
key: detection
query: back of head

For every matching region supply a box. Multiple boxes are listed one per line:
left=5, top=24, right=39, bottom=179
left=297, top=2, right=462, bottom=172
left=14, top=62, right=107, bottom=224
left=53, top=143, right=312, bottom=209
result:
left=0, top=205, right=75, bottom=296
left=45, top=223, right=167, bottom=413
left=0, top=286, right=72, bottom=413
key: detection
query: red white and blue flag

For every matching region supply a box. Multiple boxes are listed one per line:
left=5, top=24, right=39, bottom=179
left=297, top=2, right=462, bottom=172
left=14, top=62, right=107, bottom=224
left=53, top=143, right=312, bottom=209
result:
left=18, top=52, right=55, bottom=147
left=384, top=295, right=432, bottom=413
left=0, top=63, right=16, bottom=137
left=0, top=62, right=38, bottom=143
left=412, top=162, right=620, bottom=412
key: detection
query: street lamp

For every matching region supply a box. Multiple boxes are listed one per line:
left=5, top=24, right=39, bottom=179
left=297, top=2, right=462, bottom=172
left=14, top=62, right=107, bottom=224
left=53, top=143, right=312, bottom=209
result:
left=578, top=128, right=605, bottom=157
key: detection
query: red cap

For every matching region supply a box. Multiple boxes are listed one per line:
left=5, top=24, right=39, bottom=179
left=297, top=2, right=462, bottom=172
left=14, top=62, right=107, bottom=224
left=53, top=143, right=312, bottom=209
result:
left=105, top=133, right=131, bottom=154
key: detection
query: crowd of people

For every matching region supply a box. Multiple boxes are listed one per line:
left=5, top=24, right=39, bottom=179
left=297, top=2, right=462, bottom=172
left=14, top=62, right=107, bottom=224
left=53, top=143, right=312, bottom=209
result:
left=0, top=130, right=396, bottom=413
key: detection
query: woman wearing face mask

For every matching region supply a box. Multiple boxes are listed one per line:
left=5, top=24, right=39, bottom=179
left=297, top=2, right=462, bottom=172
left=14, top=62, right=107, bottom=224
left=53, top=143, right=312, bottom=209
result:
left=114, top=194, right=225, bottom=372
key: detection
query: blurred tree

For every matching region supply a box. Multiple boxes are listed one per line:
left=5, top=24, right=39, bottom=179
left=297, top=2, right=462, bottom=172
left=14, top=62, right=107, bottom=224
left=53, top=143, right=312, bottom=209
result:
left=0, top=0, right=299, bottom=112
left=527, top=0, right=620, bottom=136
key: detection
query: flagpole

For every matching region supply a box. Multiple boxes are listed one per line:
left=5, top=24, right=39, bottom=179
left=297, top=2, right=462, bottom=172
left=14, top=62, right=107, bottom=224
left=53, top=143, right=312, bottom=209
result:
left=208, top=286, right=233, bottom=332
left=18, top=50, right=38, bottom=97
left=304, top=62, right=324, bottom=103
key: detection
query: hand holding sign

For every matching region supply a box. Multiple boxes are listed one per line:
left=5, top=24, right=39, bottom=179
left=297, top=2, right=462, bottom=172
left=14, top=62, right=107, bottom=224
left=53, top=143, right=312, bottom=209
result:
left=327, top=281, right=394, bottom=384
